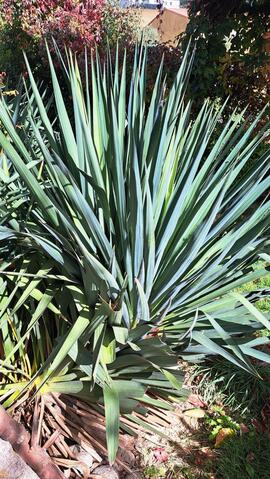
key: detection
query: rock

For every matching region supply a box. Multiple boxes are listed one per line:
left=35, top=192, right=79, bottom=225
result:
left=125, top=472, right=143, bottom=479
left=117, top=448, right=136, bottom=466
left=92, top=465, right=119, bottom=479
left=70, top=444, right=94, bottom=468
left=0, top=439, right=38, bottom=479
left=125, top=474, right=143, bottom=479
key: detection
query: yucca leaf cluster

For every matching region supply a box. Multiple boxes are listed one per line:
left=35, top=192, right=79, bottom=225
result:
left=0, top=46, right=270, bottom=462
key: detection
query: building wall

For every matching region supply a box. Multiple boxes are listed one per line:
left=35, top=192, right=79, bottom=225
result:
left=149, top=9, right=188, bottom=45
left=140, top=9, right=160, bottom=27
left=122, top=0, right=188, bottom=8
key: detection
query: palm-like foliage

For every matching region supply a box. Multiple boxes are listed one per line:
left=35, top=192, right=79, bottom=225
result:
left=0, top=46, right=270, bottom=463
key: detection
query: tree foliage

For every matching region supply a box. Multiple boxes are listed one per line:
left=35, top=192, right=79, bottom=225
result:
left=190, top=0, right=270, bottom=19
left=181, top=0, right=270, bottom=113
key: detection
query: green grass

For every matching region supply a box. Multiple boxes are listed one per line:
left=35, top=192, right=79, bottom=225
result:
left=236, top=262, right=270, bottom=312
left=216, top=431, right=270, bottom=479
left=192, top=359, right=270, bottom=418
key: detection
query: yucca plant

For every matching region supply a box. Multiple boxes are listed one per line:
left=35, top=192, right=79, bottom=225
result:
left=0, top=45, right=270, bottom=466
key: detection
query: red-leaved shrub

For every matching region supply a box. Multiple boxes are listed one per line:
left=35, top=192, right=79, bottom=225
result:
left=0, top=0, right=140, bottom=81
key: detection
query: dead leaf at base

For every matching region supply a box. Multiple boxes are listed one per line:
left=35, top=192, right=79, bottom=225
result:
left=183, top=408, right=206, bottom=418
left=215, top=428, right=236, bottom=448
